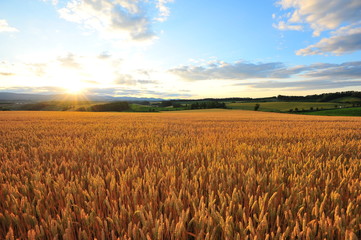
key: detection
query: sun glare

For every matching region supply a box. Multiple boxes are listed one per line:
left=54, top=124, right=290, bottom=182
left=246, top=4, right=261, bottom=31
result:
left=66, top=85, right=84, bottom=95
left=62, top=80, right=86, bottom=95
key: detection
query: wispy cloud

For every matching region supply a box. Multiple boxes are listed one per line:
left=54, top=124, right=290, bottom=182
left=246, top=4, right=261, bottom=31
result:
left=274, top=0, right=361, bottom=55
left=155, top=0, right=174, bottom=22
left=0, top=72, right=15, bottom=76
left=57, top=53, right=81, bottom=68
left=0, top=19, right=18, bottom=33
left=273, top=21, right=303, bottom=31
left=297, top=25, right=361, bottom=55
left=275, top=0, right=361, bottom=36
left=41, top=0, right=58, bottom=5
left=113, top=74, right=158, bottom=86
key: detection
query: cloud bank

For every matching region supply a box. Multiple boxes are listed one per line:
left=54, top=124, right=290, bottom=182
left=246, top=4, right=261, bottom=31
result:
left=171, top=60, right=361, bottom=80
left=170, top=59, right=361, bottom=90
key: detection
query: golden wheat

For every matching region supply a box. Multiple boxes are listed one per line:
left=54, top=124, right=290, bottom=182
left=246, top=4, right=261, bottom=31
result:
left=0, top=110, right=360, bottom=239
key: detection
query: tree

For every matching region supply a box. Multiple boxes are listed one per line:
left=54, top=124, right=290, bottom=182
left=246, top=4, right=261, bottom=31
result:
left=254, top=104, right=260, bottom=111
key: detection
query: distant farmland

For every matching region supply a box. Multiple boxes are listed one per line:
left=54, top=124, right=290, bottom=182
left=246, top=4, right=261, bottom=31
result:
left=226, top=101, right=352, bottom=112
left=0, top=110, right=360, bottom=239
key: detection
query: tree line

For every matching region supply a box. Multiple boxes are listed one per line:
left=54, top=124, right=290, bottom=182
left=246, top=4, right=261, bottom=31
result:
left=277, top=91, right=361, bottom=102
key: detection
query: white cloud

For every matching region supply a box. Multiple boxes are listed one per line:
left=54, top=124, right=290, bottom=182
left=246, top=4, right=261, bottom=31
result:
left=276, top=0, right=361, bottom=36
left=273, top=21, right=303, bottom=31
left=0, top=19, right=18, bottom=33
left=274, top=0, right=361, bottom=55
left=155, top=0, right=174, bottom=22
left=58, top=0, right=173, bottom=42
left=297, top=25, right=361, bottom=55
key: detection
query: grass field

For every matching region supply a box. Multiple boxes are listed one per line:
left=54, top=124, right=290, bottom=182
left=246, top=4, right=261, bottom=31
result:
left=226, top=101, right=351, bottom=112
left=0, top=110, right=360, bottom=239
left=330, top=97, right=361, bottom=103
left=129, top=104, right=185, bottom=112
left=301, top=107, right=361, bottom=116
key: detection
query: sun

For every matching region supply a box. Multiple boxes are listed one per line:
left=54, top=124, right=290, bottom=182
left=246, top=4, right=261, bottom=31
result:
left=65, top=84, right=84, bottom=95
left=62, top=81, right=86, bottom=95
left=52, top=68, right=87, bottom=95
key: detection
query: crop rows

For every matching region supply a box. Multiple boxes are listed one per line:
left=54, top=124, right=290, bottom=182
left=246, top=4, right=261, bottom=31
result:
left=0, top=111, right=360, bottom=239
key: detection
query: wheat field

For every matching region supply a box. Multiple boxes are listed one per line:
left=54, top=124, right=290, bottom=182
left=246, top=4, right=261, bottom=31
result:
left=0, top=110, right=360, bottom=239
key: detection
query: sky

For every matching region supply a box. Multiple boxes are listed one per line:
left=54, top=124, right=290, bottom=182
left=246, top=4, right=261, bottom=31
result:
left=0, top=0, right=361, bottom=99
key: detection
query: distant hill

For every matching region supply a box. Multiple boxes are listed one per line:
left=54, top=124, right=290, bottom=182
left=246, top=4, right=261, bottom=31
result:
left=0, top=92, right=164, bottom=102
left=0, top=92, right=52, bottom=101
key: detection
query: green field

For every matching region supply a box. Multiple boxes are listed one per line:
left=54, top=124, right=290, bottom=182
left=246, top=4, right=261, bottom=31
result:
left=330, top=96, right=361, bottom=103
left=300, top=107, right=361, bottom=116
left=129, top=103, right=186, bottom=112
left=226, top=101, right=351, bottom=112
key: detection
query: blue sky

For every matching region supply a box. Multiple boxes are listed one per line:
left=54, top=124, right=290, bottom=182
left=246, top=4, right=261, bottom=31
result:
left=0, top=0, right=361, bottom=98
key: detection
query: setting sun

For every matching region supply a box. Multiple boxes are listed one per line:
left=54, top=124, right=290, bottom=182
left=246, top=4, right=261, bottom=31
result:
left=64, top=83, right=85, bottom=95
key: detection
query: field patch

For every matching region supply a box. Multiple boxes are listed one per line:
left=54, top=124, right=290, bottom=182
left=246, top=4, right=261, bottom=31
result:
left=301, top=107, right=361, bottom=116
